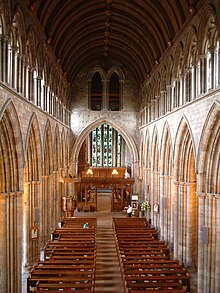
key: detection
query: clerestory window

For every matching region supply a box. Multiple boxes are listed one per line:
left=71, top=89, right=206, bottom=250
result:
left=90, top=72, right=102, bottom=110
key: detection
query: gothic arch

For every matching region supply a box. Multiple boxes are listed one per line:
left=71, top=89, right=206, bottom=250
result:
left=160, top=121, right=174, bottom=244
left=87, top=66, right=105, bottom=81
left=160, top=122, right=173, bottom=174
left=106, top=66, right=125, bottom=81
left=196, top=100, right=220, bottom=293
left=150, top=126, right=160, bottom=227
left=43, top=119, right=53, bottom=174
left=23, top=113, right=42, bottom=266
left=71, top=117, right=139, bottom=176
left=41, top=119, right=54, bottom=243
left=24, top=113, right=42, bottom=180
left=13, top=4, right=26, bottom=53
left=0, top=99, right=24, bottom=292
left=197, top=101, right=220, bottom=194
left=53, top=125, right=61, bottom=172
left=173, top=116, right=198, bottom=268
left=151, top=126, right=159, bottom=172
left=0, top=99, right=24, bottom=192
left=197, top=4, right=216, bottom=55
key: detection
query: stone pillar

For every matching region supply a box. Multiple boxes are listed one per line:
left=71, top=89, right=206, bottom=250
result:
left=178, top=182, right=187, bottom=262
left=16, top=53, right=24, bottom=94
left=15, top=191, right=23, bottom=293
left=22, top=182, right=31, bottom=267
left=186, top=182, right=197, bottom=266
left=173, top=181, right=179, bottom=259
left=1, top=35, right=9, bottom=83
left=169, top=176, right=175, bottom=248
left=23, top=61, right=28, bottom=99
left=9, top=45, right=18, bottom=88
left=159, top=175, right=165, bottom=239
left=197, top=193, right=206, bottom=293
left=215, top=194, right=220, bottom=293
left=191, top=63, right=197, bottom=100
left=206, top=194, right=215, bottom=291
left=209, top=48, right=215, bottom=90
left=151, top=99, right=155, bottom=120
left=41, top=175, right=48, bottom=244
left=147, top=102, right=151, bottom=123
left=0, top=193, right=8, bottom=293
left=36, top=76, right=42, bottom=107
left=0, top=35, right=4, bottom=81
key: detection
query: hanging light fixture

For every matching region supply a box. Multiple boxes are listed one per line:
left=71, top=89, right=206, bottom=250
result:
left=112, top=169, right=118, bottom=175
left=86, top=168, right=93, bottom=175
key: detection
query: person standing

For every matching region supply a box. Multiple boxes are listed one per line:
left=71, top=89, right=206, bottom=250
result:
left=127, top=205, right=132, bottom=217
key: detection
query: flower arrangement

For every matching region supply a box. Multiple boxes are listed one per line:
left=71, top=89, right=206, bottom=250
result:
left=141, top=201, right=151, bottom=212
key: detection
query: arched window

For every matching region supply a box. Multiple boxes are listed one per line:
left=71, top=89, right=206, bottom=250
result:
left=109, top=72, right=120, bottom=111
left=91, top=72, right=102, bottom=110
left=90, top=124, right=122, bottom=167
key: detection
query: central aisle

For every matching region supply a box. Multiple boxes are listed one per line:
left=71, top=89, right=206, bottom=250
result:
left=78, top=211, right=125, bottom=292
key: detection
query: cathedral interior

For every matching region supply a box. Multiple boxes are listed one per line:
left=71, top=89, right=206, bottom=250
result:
left=0, top=0, right=220, bottom=292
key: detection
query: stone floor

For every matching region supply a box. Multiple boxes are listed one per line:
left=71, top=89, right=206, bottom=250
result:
left=78, top=211, right=125, bottom=292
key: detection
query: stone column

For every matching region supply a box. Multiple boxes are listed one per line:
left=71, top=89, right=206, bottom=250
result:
left=206, top=193, right=215, bottom=291
left=185, top=182, right=197, bottom=266
left=159, top=175, right=165, bottom=239
left=178, top=182, right=187, bottom=262
left=147, top=102, right=151, bottom=123
left=197, top=193, right=206, bottom=293
left=23, top=61, right=28, bottom=99
left=191, top=63, right=197, bottom=100
left=41, top=175, right=48, bottom=245
left=15, top=191, right=23, bottom=293
left=22, top=182, right=31, bottom=267
left=36, top=76, right=42, bottom=107
left=0, top=193, right=8, bottom=293
left=9, top=45, right=18, bottom=88
left=173, top=181, right=179, bottom=259
left=0, top=35, right=4, bottom=81
left=169, top=176, right=175, bottom=248
left=16, top=53, right=24, bottom=94
left=209, top=48, right=215, bottom=90
left=2, top=35, right=9, bottom=83
left=215, top=194, right=220, bottom=293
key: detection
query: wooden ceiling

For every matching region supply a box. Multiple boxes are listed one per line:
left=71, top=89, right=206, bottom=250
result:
left=28, top=0, right=200, bottom=84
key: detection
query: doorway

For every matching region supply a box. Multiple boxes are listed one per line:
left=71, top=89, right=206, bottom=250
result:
left=97, top=188, right=112, bottom=212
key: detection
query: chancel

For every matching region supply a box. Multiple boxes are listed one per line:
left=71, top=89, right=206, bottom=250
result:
left=0, top=1, right=219, bottom=292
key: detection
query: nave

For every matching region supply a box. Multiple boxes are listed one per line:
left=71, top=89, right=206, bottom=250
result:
left=25, top=207, right=197, bottom=293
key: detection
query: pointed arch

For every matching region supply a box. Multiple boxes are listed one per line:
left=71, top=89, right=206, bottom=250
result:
left=160, top=121, right=173, bottom=176
left=159, top=121, right=174, bottom=244
left=151, top=126, right=159, bottom=172
left=53, top=125, right=61, bottom=172
left=173, top=116, right=198, bottom=268
left=196, top=100, right=220, bottom=293
left=0, top=99, right=24, bottom=192
left=71, top=117, right=139, bottom=176
left=24, top=113, right=42, bottom=180
left=0, top=99, right=24, bottom=292
left=23, top=113, right=42, bottom=265
left=150, top=126, right=160, bottom=227
left=43, top=119, right=53, bottom=175
left=197, top=101, right=220, bottom=194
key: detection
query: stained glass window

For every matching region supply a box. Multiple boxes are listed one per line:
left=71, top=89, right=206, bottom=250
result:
left=91, top=124, right=121, bottom=167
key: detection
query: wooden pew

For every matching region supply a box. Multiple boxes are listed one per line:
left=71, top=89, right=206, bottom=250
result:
left=112, top=217, right=191, bottom=292
left=28, top=217, right=97, bottom=293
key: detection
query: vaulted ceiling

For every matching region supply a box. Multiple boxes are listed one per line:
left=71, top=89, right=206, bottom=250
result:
left=30, top=0, right=200, bottom=85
